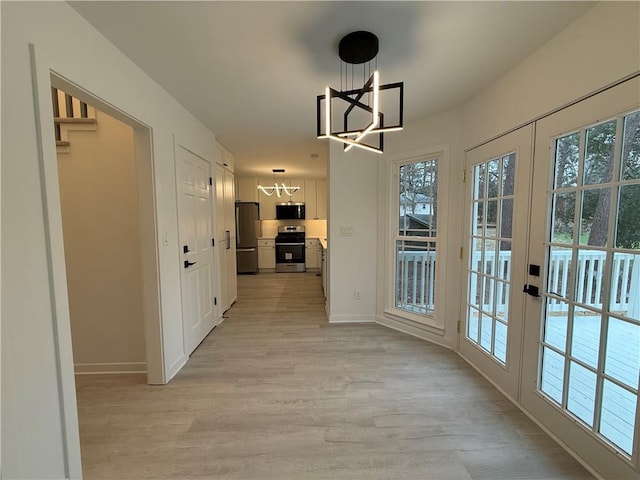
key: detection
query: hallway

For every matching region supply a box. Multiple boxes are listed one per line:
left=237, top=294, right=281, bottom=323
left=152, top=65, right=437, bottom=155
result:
left=76, top=273, right=592, bottom=479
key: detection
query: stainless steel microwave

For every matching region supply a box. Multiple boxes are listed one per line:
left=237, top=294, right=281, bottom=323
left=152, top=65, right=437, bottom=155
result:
left=276, top=203, right=305, bottom=220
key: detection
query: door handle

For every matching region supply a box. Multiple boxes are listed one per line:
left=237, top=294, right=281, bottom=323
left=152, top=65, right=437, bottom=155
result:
left=523, top=284, right=541, bottom=297
left=184, top=260, right=197, bottom=268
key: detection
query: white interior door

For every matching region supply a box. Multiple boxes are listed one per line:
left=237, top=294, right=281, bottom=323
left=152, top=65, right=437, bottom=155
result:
left=460, top=125, right=533, bottom=399
left=176, top=146, right=216, bottom=356
left=521, top=77, right=640, bottom=479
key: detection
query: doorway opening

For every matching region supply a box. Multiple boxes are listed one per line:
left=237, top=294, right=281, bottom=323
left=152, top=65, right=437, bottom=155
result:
left=50, top=74, right=163, bottom=385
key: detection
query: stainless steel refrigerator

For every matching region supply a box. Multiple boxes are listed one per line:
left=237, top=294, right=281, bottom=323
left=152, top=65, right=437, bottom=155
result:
left=235, top=202, right=260, bottom=274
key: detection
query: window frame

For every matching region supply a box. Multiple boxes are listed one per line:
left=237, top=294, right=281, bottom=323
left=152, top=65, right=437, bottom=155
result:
left=386, top=149, right=446, bottom=329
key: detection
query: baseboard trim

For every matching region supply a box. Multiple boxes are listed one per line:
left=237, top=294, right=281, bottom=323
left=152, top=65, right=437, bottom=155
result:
left=329, top=314, right=375, bottom=323
left=74, top=362, right=146, bottom=375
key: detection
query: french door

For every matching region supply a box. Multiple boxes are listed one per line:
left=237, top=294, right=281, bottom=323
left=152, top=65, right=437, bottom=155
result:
left=460, top=125, right=533, bottom=399
left=521, top=77, right=640, bottom=479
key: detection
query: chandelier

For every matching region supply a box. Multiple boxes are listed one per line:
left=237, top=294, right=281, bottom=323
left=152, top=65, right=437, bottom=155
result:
left=257, top=169, right=301, bottom=198
left=317, top=31, right=404, bottom=154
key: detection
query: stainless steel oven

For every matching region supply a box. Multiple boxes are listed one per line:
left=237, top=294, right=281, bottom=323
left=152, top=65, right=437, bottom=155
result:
left=275, top=225, right=305, bottom=273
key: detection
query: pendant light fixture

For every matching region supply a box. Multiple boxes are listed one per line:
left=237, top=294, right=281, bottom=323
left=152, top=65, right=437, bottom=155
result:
left=317, top=31, right=404, bottom=154
left=257, top=169, right=301, bottom=198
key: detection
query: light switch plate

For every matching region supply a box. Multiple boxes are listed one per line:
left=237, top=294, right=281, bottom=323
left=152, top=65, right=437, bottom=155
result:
left=340, top=226, right=353, bottom=236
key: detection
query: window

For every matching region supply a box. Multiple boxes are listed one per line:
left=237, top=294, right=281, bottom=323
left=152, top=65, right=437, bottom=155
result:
left=394, top=158, right=439, bottom=319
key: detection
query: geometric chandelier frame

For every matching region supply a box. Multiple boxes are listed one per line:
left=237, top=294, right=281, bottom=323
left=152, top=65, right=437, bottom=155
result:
left=316, top=75, right=404, bottom=154
left=316, top=30, right=404, bottom=154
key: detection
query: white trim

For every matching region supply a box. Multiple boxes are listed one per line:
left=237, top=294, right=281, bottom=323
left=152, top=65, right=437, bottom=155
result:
left=458, top=350, right=604, bottom=480
left=74, top=363, right=147, bottom=375
left=329, top=314, right=375, bottom=324
left=386, top=146, right=449, bottom=330
left=49, top=72, right=166, bottom=385
left=375, top=314, right=452, bottom=350
left=166, top=353, right=189, bottom=382
left=29, top=43, right=83, bottom=480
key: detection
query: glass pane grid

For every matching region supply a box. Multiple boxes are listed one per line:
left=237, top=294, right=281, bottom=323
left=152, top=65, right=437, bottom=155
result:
left=466, top=153, right=516, bottom=366
left=539, top=110, right=640, bottom=459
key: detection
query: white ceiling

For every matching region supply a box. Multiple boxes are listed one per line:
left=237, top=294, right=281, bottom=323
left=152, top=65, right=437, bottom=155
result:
left=69, top=1, right=593, bottom=178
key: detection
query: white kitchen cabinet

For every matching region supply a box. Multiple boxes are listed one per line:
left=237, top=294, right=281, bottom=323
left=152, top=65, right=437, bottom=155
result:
left=305, top=238, right=319, bottom=270
left=236, top=177, right=258, bottom=202
left=258, top=239, right=276, bottom=270
left=315, top=180, right=327, bottom=219
left=221, top=147, right=234, bottom=173
left=257, top=178, right=276, bottom=219
left=303, top=180, right=327, bottom=220
left=286, top=178, right=304, bottom=203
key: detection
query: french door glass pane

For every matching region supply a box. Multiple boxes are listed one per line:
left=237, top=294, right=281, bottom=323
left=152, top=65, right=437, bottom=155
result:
left=552, top=192, right=576, bottom=243
left=466, top=152, right=516, bottom=365
left=555, top=132, right=580, bottom=189
left=541, top=346, right=564, bottom=404
left=605, top=317, right=640, bottom=389
left=567, top=361, right=597, bottom=427
left=580, top=188, right=611, bottom=246
left=545, top=301, right=568, bottom=352
left=584, top=119, right=616, bottom=185
left=547, top=246, right=573, bottom=299
left=600, top=380, right=637, bottom=455
left=494, top=320, right=507, bottom=362
left=539, top=110, right=640, bottom=458
left=468, top=307, right=479, bottom=342
left=621, top=110, right=640, bottom=181
left=615, top=184, right=640, bottom=249
left=570, top=314, right=600, bottom=369
left=609, top=253, right=640, bottom=322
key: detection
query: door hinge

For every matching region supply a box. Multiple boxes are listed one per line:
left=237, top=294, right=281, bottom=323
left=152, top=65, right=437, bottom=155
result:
left=459, top=247, right=463, bottom=260
left=463, top=169, right=467, bottom=183
left=457, top=320, right=461, bottom=333
left=214, top=297, right=217, bottom=306
left=209, top=176, right=213, bottom=186
left=212, top=238, right=215, bottom=247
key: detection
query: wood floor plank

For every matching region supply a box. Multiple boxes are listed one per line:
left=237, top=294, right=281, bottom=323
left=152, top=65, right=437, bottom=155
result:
left=76, top=272, right=593, bottom=479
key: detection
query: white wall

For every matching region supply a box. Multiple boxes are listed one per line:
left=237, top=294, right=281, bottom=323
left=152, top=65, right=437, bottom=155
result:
left=1, top=2, right=216, bottom=478
left=463, top=1, right=640, bottom=148
left=57, top=110, right=146, bottom=373
left=328, top=142, right=378, bottom=323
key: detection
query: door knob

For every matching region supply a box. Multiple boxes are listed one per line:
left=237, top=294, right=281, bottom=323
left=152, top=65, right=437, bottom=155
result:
left=184, top=260, right=197, bottom=268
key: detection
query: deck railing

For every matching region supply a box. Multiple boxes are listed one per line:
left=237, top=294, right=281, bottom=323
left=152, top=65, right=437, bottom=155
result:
left=396, top=250, right=436, bottom=314
left=398, top=249, right=638, bottom=316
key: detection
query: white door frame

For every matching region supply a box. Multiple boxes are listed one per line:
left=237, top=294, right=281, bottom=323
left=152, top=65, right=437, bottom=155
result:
left=47, top=74, right=164, bottom=385
left=29, top=44, right=164, bottom=476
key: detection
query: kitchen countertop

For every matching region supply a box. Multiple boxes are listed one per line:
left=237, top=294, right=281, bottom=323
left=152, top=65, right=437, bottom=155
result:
left=319, top=238, right=327, bottom=249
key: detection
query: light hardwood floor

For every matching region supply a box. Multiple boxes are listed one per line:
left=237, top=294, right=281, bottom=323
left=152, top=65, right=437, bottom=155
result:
left=76, top=272, right=593, bottom=479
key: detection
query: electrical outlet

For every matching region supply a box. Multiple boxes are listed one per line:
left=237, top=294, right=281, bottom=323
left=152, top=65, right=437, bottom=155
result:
left=354, top=290, right=361, bottom=300
left=340, top=226, right=353, bottom=236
